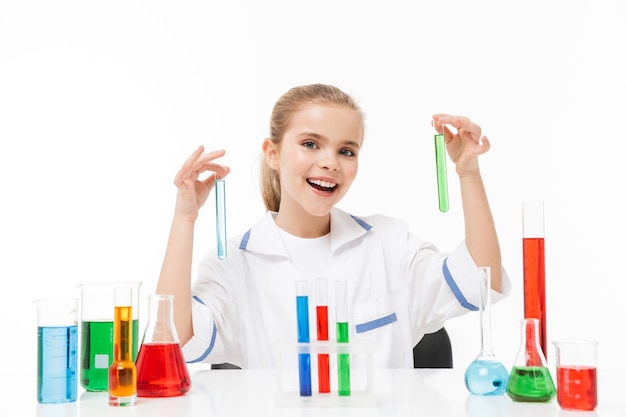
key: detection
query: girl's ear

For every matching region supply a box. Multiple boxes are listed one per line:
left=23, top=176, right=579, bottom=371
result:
left=262, top=138, right=280, bottom=170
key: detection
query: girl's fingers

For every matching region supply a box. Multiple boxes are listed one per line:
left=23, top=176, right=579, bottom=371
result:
left=192, top=161, right=230, bottom=178
left=182, top=145, right=205, bottom=170
left=174, top=164, right=201, bottom=187
left=194, top=149, right=225, bottom=163
left=175, top=146, right=227, bottom=186
left=433, top=114, right=482, bottom=142
left=478, top=136, right=491, bottom=153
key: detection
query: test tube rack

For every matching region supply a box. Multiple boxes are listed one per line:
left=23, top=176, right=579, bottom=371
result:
left=274, top=340, right=375, bottom=408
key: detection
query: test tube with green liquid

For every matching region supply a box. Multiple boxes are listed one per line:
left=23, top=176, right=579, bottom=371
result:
left=215, top=178, right=227, bottom=259
left=335, top=280, right=350, bottom=396
left=434, top=133, right=449, bottom=212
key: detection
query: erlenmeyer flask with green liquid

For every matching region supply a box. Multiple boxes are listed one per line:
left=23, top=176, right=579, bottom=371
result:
left=506, top=318, right=555, bottom=402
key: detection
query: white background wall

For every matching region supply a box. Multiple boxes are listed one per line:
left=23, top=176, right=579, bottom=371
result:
left=2, top=0, right=625, bottom=398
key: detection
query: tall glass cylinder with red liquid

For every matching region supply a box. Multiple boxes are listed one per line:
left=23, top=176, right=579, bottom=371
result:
left=136, top=294, right=191, bottom=397
left=522, top=201, right=547, bottom=359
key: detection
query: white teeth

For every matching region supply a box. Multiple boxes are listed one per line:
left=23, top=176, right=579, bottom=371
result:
left=309, top=179, right=337, bottom=188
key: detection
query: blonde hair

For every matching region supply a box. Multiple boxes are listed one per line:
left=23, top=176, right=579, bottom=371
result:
left=260, top=84, right=364, bottom=212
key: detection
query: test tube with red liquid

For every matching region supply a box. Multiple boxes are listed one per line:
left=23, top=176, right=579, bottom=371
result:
left=522, top=201, right=547, bottom=359
left=315, top=277, right=330, bottom=393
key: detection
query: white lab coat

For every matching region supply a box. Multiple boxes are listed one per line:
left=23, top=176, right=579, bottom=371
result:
left=182, top=207, right=511, bottom=369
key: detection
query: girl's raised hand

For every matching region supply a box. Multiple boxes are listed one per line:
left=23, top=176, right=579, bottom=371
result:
left=431, top=114, right=490, bottom=177
left=173, top=146, right=230, bottom=222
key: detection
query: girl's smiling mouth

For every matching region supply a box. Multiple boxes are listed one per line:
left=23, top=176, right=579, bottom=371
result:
left=307, top=178, right=337, bottom=193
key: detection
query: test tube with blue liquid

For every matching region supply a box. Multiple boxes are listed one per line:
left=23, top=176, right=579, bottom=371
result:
left=335, top=280, right=351, bottom=396
left=295, top=280, right=312, bottom=396
left=215, top=177, right=227, bottom=260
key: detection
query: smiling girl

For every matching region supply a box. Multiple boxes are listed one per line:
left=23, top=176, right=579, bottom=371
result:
left=156, top=83, right=510, bottom=368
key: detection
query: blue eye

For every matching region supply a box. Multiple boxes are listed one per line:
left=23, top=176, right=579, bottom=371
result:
left=303, top=141, right=318, bottom=149
left=340, top=149, right=355, bottom=157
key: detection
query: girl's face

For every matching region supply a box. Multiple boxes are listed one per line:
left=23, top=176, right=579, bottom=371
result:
left=264, top=103, right=363, bottom=233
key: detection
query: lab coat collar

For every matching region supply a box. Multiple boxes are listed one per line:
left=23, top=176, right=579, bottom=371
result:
left=240, top=207, right=371, bottom=257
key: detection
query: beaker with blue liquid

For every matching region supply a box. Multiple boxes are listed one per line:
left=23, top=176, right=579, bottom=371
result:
left=34, top=297, right=78, bottom=404
left=464, top=267, right=509, bottom=395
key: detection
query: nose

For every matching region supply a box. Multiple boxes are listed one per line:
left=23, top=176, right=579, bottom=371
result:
left=318, top=150, right=340, bottom=171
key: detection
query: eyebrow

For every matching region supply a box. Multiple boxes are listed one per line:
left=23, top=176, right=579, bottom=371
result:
left=297, top=131, right=361, bottom=149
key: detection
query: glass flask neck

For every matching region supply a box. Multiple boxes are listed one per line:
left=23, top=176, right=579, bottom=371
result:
left=142, top=294, right=180, bottom=344
left=518, top=318, right=547, bottom=367
left=478, top=267, right=495, bottom=358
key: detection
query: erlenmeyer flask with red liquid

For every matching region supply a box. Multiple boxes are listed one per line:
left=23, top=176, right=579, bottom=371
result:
left=136, top=294, right=191, bottom=397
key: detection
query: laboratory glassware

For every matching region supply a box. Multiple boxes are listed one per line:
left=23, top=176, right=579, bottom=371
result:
left=336, top=279, right=351, bottom=396
left=34, top=297, right=78, bottom=404
left=215, top=178, right=227, bottom=259
left=434, top=133, right=449, bottom=212
left=464, top=267, right=509, bottom=395
left=78, top=281, right=141, bottom=391
left=506, top=318, right=555, bottom=402
left=522, top=201, right=547, bottom=358
left=552, top=339, right=598, bottom=411
left=295, top=280, right=312, bottom=396
left=316, top=277, right=331, bottom=393
left=108, top=286, right=137, bottom=406
left=136, top=294, right=191, bottom=397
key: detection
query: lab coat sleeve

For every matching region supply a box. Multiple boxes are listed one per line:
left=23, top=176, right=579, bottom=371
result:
left=182, top=297, right=219, bottom=363
left=408, top=240, right=511, bottom=337
left=444, top=242, right=512, bottom=307
left=371, top=214, right=511, bottom=338
left=181, top=244, right=245, bottom=366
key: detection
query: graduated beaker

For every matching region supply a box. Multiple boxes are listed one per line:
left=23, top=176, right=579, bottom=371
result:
left=136, top=294, right=191, bottom=397
left=553, top=339, right=598, bottom=411
left=34, top=297, right=78, bottom=404
left=77, top=281, right=141, bottom=391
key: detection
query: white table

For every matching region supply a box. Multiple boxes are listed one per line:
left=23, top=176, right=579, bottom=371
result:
left=30, top=365, right=623, bottom=416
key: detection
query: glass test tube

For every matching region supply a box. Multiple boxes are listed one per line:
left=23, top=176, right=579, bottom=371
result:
left=108, top=286, right=137, bottom=406
left=335, top=280, right=351, bottom=396
left=215, top=178, right=227, bottom=260
left=315, top=277, right=330, bottom=393
left=434, top=133, right=449, bottom=212
left=295, top=280, right=312, bottom=396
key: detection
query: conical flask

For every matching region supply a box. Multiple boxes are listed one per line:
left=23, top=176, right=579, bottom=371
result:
left=464, top=267, right=509, bottom=395
left=505, top=318, right=555, bottom=402
left=136, top=294, right=191, bottom=397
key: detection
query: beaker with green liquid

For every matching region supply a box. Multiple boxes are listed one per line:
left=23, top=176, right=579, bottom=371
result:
left=506, top=318, right=555, bottom=402
left=78, top=281, right=142, bottom=392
